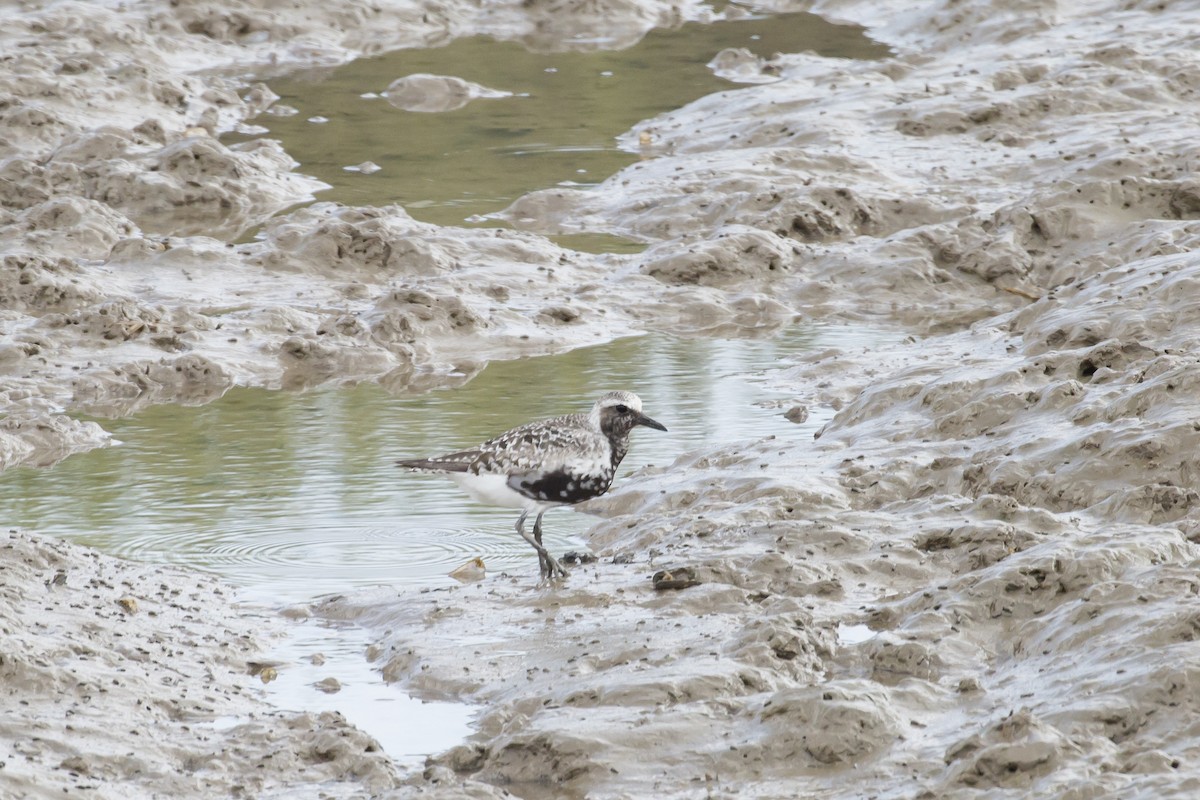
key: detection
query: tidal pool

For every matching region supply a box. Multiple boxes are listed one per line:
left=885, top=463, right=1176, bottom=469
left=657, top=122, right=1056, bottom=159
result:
left=0, top=325, right=894, bottom=761
left=228, top=11, right=887, bottom=238
left=0, top=326, right=893, bottom=601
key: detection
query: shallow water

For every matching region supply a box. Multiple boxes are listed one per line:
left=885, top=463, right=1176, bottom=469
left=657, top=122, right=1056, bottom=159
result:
left=229, top=12, right=886, bottom=237
left=0, top=325, right=894, bottom=760
left=1, top=326, right=892, bottom=600
left=264, top=617, right=476, bottom=767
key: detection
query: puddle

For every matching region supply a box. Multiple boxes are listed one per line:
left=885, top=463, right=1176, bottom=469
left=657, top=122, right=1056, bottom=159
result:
left=0, top=323, right=897, bottom=761
left=837, top=623, right=876, bottom=645
left=0, top=325, right=894, bottom=599
left=226, top=12, right=887, bottom=238
left=263, top=618, right=474, bottom=766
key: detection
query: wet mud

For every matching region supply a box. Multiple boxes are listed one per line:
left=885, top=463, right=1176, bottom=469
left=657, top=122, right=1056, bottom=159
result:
left=4, top=0, right=1200, bottom=797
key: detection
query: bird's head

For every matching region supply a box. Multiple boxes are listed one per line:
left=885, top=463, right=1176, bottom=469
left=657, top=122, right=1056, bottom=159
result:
left=591, top=390, right=668, bottom=438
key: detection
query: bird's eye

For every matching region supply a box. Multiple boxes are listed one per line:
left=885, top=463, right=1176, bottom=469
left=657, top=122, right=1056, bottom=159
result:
left=614, top=404, right=629, bottom=414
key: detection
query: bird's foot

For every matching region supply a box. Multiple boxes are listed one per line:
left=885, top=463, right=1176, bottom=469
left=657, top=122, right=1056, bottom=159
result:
left=538, top=552, right=570, bottom=582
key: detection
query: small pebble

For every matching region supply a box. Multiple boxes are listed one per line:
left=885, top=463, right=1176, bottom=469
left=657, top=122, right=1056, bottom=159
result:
left=652, top=566, right=701, bottom=591
left=784, top=405, right=809, bottom=424
left=314, top=677, right=341, bottom=694
left=449, top=557, right=486, bottom=583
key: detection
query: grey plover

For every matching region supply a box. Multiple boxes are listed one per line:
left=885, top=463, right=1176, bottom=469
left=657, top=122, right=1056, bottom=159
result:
left=396, top=390, right=667, bottom=580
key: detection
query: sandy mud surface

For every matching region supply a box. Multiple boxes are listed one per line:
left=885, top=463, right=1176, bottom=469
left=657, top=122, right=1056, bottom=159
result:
left=0, top=530, right=403, bottom=798
left=4, top=0, right=1200, bottom=797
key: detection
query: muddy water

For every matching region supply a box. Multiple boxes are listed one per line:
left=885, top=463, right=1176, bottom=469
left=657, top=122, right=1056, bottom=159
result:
left=0, top=325, right=893, bottom=601
left=230, top=12, right=887, bottom=237
left=0, top=325, right=894, bottom=761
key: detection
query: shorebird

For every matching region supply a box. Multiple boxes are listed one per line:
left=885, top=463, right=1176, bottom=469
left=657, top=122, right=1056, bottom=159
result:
left=396, top=390, right=668, bottom=580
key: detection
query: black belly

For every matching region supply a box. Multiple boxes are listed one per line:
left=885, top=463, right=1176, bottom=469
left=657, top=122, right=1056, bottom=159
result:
left=509, top=469, right=612, bottom=505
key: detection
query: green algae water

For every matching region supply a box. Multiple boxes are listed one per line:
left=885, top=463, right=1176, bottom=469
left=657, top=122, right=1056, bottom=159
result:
left=0, top=327, right=892, bottom=602
left=229, top=12, right=887, bottom=239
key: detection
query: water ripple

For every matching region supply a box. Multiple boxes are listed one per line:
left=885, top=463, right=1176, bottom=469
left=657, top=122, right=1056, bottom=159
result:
left=0, top=327, right=898, bottom=601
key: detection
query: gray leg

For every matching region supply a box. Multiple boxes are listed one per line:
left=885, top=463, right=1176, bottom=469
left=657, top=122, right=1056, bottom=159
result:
left=516, top=510, right=564, bottom=580
left=533, top=510, right=568, bottom=580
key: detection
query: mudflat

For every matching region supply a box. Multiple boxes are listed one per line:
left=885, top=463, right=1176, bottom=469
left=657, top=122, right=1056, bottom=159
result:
left=3, top=0, right=1200, bottom=797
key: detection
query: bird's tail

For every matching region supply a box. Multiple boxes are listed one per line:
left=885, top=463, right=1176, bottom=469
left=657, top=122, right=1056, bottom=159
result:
left=396, top=458, right=471, bottom=473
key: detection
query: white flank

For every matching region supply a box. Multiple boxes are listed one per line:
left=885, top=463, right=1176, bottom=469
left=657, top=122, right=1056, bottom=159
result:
left=450, top=472, right=547, bottom=510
